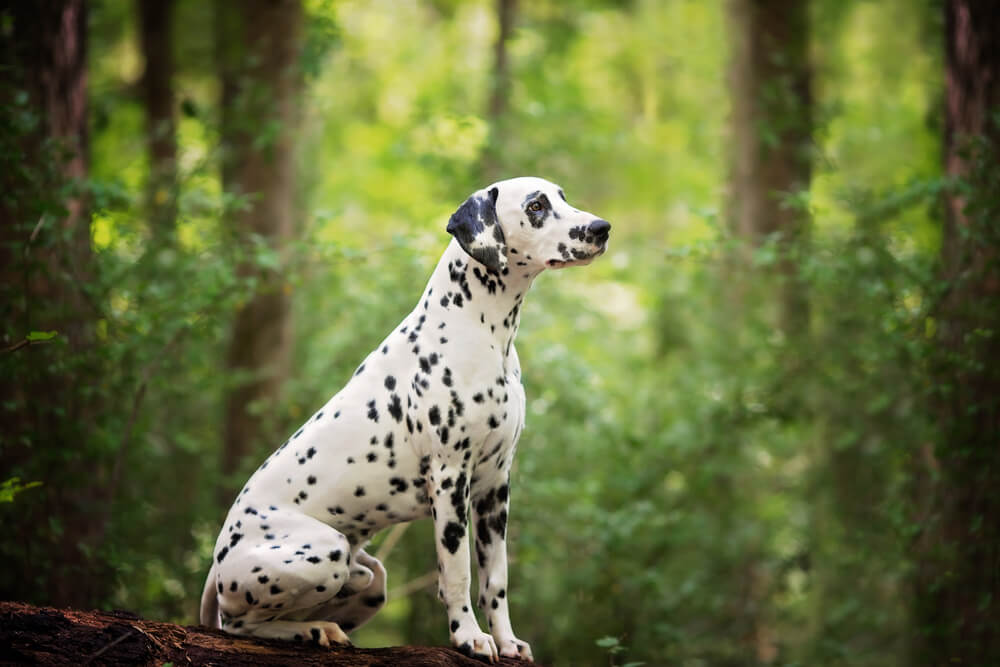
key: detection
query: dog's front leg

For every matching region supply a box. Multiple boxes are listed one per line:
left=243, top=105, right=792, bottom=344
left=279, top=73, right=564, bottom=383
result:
left=430, top=463, right=498, bottom=662
left=473, top=480, right=533, bottom=661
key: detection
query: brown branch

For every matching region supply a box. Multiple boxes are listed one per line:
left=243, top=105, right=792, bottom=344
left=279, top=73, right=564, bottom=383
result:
left=0, top=601, right=538, bottom=666
left=1, top=336, right=56, bottom=354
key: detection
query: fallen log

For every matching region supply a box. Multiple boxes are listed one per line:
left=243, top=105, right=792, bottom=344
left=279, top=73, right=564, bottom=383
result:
left=0, top=601, right=533, bottom=666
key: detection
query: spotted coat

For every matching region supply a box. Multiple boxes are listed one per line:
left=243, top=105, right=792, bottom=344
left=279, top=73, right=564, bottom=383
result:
left=199, top=177, right=611, bottom=662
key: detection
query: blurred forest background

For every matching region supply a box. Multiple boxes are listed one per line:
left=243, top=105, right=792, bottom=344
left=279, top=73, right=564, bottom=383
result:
left=1, top=0, right=998, bottom=665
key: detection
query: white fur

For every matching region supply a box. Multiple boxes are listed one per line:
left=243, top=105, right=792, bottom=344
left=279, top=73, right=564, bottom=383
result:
left=200, top=177, right=609, bottom=662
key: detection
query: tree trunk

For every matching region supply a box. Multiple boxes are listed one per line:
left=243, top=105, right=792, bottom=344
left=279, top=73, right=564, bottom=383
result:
left=0, top=0, right=91, bottom=323
left=216, top=0, right=302, bottom=502
left=726, top=0, right=811, bottom=332
left=914, top=2, right=1000, bottom=663
left=0, top=0, right=105, bottom=609
left=481, top=0, right=517, bottom=181
left=724, top=4, right=812, bottom=661
left=138, top=0, right=178, bottom=239
left=0, top=601, right=533, bottom=666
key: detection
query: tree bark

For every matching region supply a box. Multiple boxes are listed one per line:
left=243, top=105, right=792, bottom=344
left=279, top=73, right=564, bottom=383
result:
left=138, top=0, right=178, bottom=238
left=724, top=4, right=812, bottom=661
left=914, top=2, right=1000, bottom=663
left=0, top=601, right=533, bottom=666
left=726, top=0, right=811, bottom=332
left=0, top=0, right=105, bottom=609
left=0, top=0, right=91, bottom=327
left=481, top=0, right=517, bottom=181
left=216, top=0, right=302, bottom=502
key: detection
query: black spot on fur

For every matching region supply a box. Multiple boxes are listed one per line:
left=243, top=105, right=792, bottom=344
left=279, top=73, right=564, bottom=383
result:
left=476, top=489, right=496, bottom=516
left=477, top=517, right=492, bottom=546
left=489, top=509, right=508, bottom=537
left=388, top=394, right=403, bottom=422
left=442, top=521, right=465, bottom=554
left=476, top=541, right=487, bottom=567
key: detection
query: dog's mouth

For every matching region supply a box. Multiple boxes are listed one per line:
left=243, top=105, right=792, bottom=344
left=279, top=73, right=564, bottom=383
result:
left=546, top=243, right=608, bottom=269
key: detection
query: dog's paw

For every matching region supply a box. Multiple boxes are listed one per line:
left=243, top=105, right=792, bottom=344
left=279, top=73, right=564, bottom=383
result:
left=308, top=621, right=352, bottom=648
left=497, top=635, right=533, bottom=661
left=453, top=628, right=499, bottom=663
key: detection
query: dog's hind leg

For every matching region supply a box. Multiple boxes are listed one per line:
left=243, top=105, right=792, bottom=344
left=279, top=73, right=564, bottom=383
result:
left=303, top=549, right=387, bottom=632
left=210, top=509, right=356, bottom=646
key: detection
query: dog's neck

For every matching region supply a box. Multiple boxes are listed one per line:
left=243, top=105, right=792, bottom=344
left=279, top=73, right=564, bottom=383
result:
left=417, top=240, right=541, bottom=366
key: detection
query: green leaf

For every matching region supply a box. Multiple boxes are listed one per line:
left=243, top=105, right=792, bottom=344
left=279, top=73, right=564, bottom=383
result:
left=0, top=477, right=43, bottom=503
left=26, top=330, right=58, bottom=341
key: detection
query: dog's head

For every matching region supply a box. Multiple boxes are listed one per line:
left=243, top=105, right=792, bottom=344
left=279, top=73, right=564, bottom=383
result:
left=447, top=177, right=611, bottom=274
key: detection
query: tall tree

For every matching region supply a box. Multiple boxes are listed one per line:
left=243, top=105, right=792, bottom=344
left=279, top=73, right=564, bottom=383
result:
left=138, top=0, right=178, bottom=238
left=726, top=0, right=812, bottom=332
left=0, top=0, right=101, bottom=607
left=915, top=2, right=1000, bottom=663
left=481, top=0, right=517, bottom=182
left=215, top=0, right=303, bottom=500
left=724, top=3, right=812, bottom=661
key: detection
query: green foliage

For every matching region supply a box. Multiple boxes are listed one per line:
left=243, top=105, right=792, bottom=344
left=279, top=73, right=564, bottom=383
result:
left=0, top=0, right=963, bottom=665
left=596, top=635, right=645, bottom=667
left=0, top=477, right=43, bottom=503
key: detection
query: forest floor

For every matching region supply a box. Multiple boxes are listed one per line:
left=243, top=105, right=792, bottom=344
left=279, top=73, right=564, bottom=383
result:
left=0, top=601, right=532, bottom=666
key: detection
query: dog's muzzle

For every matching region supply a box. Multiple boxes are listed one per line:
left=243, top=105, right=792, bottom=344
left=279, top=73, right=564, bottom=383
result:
left=547, top=219, right=612, bottom=268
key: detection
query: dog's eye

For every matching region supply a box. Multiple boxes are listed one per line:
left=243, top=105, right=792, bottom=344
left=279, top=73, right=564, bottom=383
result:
left=528, top=201, right=543, bottom=212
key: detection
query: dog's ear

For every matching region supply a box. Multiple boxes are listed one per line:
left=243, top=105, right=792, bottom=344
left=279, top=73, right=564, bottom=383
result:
left=446, top=186, right=508, bottom=273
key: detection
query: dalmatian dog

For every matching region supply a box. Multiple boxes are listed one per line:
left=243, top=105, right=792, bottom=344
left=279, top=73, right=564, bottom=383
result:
left=200, top=176, right=611, bottom=662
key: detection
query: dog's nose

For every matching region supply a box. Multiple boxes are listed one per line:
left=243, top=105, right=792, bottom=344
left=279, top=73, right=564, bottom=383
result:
left=588, top=219, right=611, bottom=241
